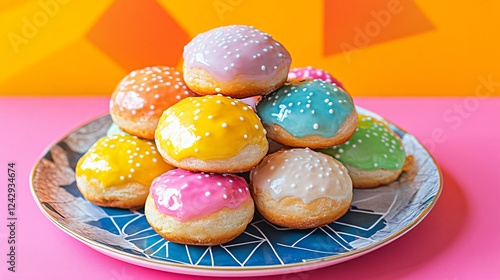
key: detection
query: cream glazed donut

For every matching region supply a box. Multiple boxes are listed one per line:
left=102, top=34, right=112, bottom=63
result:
left=155, top=95, right=268, bottom=173
left=256, top=79, right=357, bottom=148
left=182, top=25, right=292, bottom=98
left=288, top=66, right=346, bottom=91
left=145, top=169, right=254, bottom=245
left=250, top=148, right=353, bottom=229
left=110, top=66, right=198, bottom=140
left=75, top=134, right=174, bottom=209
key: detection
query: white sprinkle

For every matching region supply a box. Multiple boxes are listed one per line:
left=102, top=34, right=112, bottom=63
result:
left=222, top=123, right=228, bottom=128
left=313, top=123, right=319, bottom=129
left=261, top=65, right=266, bottom=71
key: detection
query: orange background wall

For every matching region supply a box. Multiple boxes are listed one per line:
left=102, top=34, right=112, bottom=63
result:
left=1, top=0, right=499, bottom=97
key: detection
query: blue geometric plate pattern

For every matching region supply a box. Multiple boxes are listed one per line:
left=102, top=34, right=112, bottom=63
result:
left=30, top=107, right=442, bottom=277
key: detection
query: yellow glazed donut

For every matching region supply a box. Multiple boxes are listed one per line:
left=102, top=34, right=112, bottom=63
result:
left=75, top=134, right=174, bottom=209
left=155, top=95, right=269, bottom=173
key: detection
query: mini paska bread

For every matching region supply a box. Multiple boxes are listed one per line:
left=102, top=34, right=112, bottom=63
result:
left=75, top=24, right=410, bottom=246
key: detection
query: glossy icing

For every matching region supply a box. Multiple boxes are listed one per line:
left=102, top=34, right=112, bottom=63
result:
left=150, top=169, right=251, bottom=221
left=76, top=135, right=174, bottom=187
left=288, top=66, right=346, bottom=91
left=317, top=115, right=405, bottom=170
left=256, top=79, right=355, bottom=138
left=109, top=66, right=197, bottom=121
left=155, top=95, right=268, bottom=161
left=250, top=148, right=352, bottom=204
left=183, top=25, right=291, bottom=82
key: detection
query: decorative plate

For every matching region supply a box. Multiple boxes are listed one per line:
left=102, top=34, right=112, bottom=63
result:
left=30, top=107, right=442, bottom=277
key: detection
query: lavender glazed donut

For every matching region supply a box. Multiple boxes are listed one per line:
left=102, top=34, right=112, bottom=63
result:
left=182, top=25, right=292, bottom=98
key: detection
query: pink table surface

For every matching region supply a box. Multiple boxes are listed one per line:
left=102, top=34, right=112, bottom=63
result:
left=0, top=97, right=499, bottom=280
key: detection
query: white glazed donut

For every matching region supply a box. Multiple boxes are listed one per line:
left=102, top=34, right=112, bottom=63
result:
left=250, top=148, right=353, bottom=229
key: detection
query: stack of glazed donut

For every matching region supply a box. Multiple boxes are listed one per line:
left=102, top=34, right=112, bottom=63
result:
left=75, top=25, right=407, bottom=246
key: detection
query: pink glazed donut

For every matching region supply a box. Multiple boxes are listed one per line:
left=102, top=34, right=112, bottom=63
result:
left=145, top=169, right=254, bottom=245
left=288, top=66, right=346, bottom=92
left=182, top=25, right=292, bottom=98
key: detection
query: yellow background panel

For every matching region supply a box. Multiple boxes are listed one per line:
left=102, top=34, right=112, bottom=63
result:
left=0, top=38, right=126, bottom=95
left=1, top=0, right=499, bottom=96
left=0, top=0, right=114, bottom=93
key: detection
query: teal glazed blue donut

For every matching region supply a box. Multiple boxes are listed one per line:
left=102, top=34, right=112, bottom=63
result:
left=256, top=79, right=356, bottom=147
